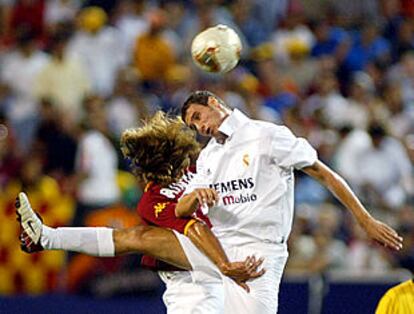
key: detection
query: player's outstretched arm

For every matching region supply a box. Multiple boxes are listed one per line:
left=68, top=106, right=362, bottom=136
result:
left=301, top=160, right=403, bottom=251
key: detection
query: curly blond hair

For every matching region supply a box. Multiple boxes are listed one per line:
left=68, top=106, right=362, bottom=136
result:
left=120, top=111, right=200, bottom=186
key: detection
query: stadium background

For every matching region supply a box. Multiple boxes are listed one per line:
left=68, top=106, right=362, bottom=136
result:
left=0, top=0, right=413, bottom=313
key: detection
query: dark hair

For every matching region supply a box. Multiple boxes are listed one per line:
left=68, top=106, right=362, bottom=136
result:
left=16, top=27, right=36, bottom=46
left=368, top=122, right=386, bottom=138
left=181, top=90, right=229, bottom=122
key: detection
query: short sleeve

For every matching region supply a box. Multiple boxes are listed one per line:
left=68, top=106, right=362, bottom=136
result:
left=183, top=155, right=210, bottom=195
left=270, top=126, right=317, bottom=169
left=139, top=199, right=196, bottom=235
left=182, top=158, right=210, bottom=214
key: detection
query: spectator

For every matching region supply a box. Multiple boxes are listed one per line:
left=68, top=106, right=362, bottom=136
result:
left=113, top=0, right=148, bottom=59
left=334, top=125, right=371, bottom=188
left=304, top=71, right=350, bottom=128
left=68, top=6, right=127, bottom=97
left=387, top=52, right=414, bottom=105
left=344, top=71, right=376, bottom=129
left=382, top=83, right=414, bottom=139
left=328, top=0, right=380, bottom=28
left=34, top=30, right=91, bottom=122
left=287, top=225, right=347, bottom=274
left=310, top=20, right=349, bottom=60
left=1, top=27, right=48, bottom=151
left=106, top=68, right=150, bottom=137
left=271, top=7, right=314, bottom=65
left=34, top=98, right=77, bottom=178
left=280, top=39, right=318, bottom=94
left=357, top=123, right=413, bottom=209
left=391, top=19, right=414, bottom=62
left=342, top=24, right=391, bottom=78
left=255, top=59, right=298, bottom=115
left=74, top=95, right=120, bottom=226
left=44, top=0, right=79, bottom=29
left=8, top=0, right=45, bottom=41
left=132, top=8, right=176, bottom=86
left=229, top=0, right=268, bottom=47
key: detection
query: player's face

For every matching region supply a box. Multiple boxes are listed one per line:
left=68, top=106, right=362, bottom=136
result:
left=184, top=99, right=227, bottom=137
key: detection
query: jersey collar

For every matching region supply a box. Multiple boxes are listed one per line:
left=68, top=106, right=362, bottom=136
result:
left=217, top=109, right=250, bottom=141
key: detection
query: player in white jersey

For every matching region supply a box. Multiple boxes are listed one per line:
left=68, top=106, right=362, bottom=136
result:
left=179, top=90, right=404, bottom=313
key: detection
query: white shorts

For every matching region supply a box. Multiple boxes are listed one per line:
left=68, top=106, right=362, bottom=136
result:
left=158, top=231, right=225, bottom=314
left=223, top=243, right=289, bottom=314
left=170, top=231, right=288, bottom=314
left=159, top=270, right=224, bottom=314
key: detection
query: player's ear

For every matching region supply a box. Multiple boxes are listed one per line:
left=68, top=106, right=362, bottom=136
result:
left=207, top=97, right=221, bottom=110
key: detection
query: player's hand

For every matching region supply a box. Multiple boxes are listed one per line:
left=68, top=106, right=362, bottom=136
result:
left=361, top=216, right=403, bottom=251
left=192, top=188, right=219, bottom=208
left=221, top=256, right=266, bottom=293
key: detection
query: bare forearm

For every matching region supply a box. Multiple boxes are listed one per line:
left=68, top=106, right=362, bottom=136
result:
left=325, top=172, right=370, bottom=222
left=176, top=188, right=219, bottom=218
left=186, top=221, right=230, bottom=272
left=303, top=161, right=371, bottom=223
left=303, top=161, right=403, bottom=250
left=175, top=194, right=199, bottom=217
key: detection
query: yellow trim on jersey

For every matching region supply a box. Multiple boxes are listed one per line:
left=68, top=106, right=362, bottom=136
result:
left=144, top=182, right=153, bottom=192
left=184, top=219, right=197, bottom=236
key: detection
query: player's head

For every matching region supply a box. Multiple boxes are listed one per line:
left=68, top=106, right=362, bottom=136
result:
left=120, top=111, right=200, bottom=186
left=181, top=90, right=232, bottom=138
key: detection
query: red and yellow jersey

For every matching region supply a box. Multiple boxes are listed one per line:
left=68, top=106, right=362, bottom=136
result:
left=137, top=168, right=211, bottom=270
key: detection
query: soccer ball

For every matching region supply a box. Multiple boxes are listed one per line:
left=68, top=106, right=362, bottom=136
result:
left=191, top=24, right=242, bottom=73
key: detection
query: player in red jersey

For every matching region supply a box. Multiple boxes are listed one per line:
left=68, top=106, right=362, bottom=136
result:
left=137, top=166, right=210, bottom=269
left=17, top=111, right=263, bottom=313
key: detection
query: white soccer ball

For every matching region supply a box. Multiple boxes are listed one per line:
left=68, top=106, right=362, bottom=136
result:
left=191, top=24, right=242, bottom=73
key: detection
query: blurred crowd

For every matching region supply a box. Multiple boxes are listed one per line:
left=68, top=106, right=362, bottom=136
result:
left=0, top=0, right=413, bottom=295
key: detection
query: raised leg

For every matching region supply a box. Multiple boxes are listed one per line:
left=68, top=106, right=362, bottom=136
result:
left=113, top=226, right=191, bottom=270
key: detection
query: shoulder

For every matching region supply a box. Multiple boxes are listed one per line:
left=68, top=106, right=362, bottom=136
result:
left=138, top=184, right=167, bottom=209
left=145, top=183, right=166, bottom=200
left=248, top=119, right=294, bottom=139
left=81, top=131, right=109, bottom=146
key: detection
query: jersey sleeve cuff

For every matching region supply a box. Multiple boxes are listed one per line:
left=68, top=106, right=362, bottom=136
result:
left=183, top=219, right=197, bottom=236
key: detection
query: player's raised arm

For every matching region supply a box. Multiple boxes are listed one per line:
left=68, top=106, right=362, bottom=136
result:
left=301, top=160, right=403, bottom=251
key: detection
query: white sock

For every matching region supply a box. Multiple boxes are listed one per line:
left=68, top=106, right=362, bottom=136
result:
left=41, top=226, right=115, bottom=257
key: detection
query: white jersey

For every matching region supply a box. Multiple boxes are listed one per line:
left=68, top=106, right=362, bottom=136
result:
left=184, top=109, right=317, bottom=313
left=187, top=109, right=317, bottom=249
